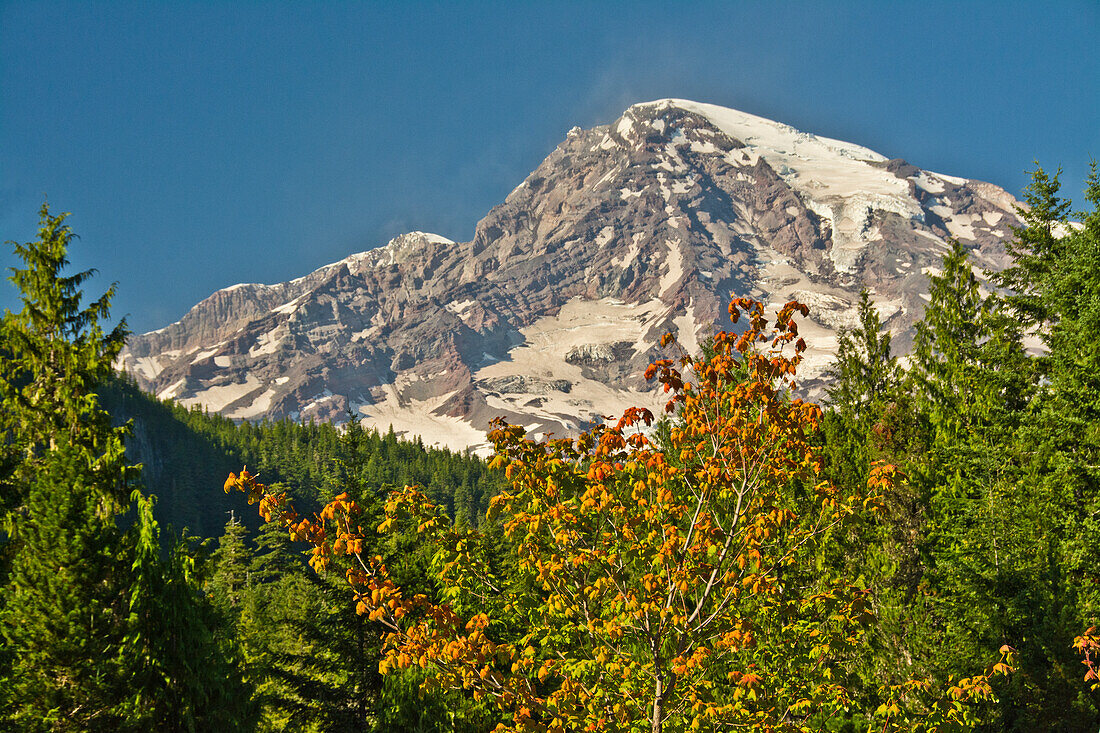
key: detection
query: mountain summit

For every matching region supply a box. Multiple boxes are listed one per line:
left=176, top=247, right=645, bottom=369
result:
left=119, top=100, right=1021, bottom=453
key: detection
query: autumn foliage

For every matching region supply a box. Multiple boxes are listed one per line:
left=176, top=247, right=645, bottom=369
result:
left=1077, top=628, right=1100, bottom=692
left=226, top=296, right=1014, bottom=731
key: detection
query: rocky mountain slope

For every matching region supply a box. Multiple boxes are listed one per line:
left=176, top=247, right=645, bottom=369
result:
left=118, top=99, right=1022, bottom=453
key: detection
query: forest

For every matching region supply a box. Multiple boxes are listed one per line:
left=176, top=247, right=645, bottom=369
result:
left=1, top=163, right=1098, bottom=732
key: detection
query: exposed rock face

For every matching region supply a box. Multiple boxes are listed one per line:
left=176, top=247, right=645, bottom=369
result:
left=119, top=99, right=1021, bottom=454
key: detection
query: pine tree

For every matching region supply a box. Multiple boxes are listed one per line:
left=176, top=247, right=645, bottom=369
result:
left=118, top=494, right=257, bottom=732
left=0, top=443, right=129, bottom=730
left=912, top=239, right=1030, bottom=447
left=1002, top=165, right=1100, bottom=727
left=267, top=569, right=383, bottom=732
left=1040, top=163, right=1100, bottom=444
left=211, top=512, right=253, bottom=610
left=825, top=287, right=898, bottom=422
left=903, top=235, right=1098, bottom=728
left=0, top=203, right=136, bottom=729
left=237, top=519, right=315, bottom=731
left=992, top=164, right=1072, bottom=329
left=0, top=204, right=131, bottom=516
left=249, top=504, right=301, bottom=585
left=1, top=204, right=256, bottom=729
left=912, top=241, right=991, bottom=440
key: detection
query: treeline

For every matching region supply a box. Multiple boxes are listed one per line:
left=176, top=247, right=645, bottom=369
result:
left=100, top=375, right=503, bottom=539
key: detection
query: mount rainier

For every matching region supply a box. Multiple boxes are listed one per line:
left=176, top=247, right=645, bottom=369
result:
left=118, top=99, right=1022, bottom=454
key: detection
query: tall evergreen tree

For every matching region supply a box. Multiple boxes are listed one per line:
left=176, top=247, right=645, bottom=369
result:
left=825, top=287, right=899, bottom=422
left=906, top=229, right=1097, bottom=729
left=118, top=494, right=256, bottom=732
left=982, top=166, right=1100, bottom=729
left=911, top=239, right=1032, bottom=454
left=0, top=204, right=136, bottom=729
left=1042, top=163, right=1100, bottom=608
left=992, top=164, right=1073, bottom=330
left=211, top=512, right=253, bottom=610
left=264, top=569, right=383, bottom=732
left=0, top=443, right=129, bottom=730
left=1, top=204, right=255, bottom=730
left=249, top=506, right=301, bottom=585
left=1001, top=165, right=1100, bottom=728
left=0, top=204, right=131, bottom=516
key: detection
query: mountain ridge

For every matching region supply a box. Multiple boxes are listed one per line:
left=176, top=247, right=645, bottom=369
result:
left=119, top=99, right=1022, bottom=453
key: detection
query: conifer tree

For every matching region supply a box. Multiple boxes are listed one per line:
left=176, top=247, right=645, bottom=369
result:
left=250, top=505, right=301, bottom=584
left=118, top=494, right=256, bottom=732
left=1, top=443, right=129, bottom=730
left=911, top=239, right=1030, bottom=446
left=912, top=241, right=992, bottom=440
left=1037, top=163, right=1100, bottom=444
left=0, top=204, right=136, bottom=729
left=0, top=204, right=131, bottom=515
left=1, top=204, right=255, bottom=730
left=211, top=512, right=253, bottom=610
left=825, top=287, right=898, bottom=422
left=266, top=569, right=383, bottom=731
left=992, top=164, right=1072, bottom=329
left=1001, top=165, right=1100, bottom=727
left=904, top=233, right=1095, bottom=728
left=234, top=519, right=313, bottom=732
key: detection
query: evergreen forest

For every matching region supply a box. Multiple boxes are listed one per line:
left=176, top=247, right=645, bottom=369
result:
left=2, top=164, right=1099, bottom=731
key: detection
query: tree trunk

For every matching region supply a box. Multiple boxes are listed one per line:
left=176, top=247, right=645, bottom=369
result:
left=651, top=676, right=663, bottom=733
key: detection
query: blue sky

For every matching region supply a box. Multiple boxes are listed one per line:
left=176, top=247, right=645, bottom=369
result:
left=2, top=1, right=1097, bottom=332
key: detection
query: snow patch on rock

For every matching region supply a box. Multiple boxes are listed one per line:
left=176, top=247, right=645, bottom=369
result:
left=178, top=375, right=263, bottom=413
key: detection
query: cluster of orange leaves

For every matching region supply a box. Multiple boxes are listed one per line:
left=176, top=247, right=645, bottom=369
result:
left=222, top=296, right=1014, bottom=732
left=866, top=644, right=1016, bottom=731
left=1075, top=627, right=1100, bottom=691
left=223, top=471, right=365, bottom=575
left=223, top=471, right=545, bottom=722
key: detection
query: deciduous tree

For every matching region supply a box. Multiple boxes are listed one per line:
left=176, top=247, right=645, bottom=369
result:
left=229, top=296, right=1014, bottom=731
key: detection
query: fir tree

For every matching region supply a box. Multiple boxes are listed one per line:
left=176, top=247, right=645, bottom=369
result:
left=825, top=287, right=898, bottom=422
left=992, top=164, right=1072, bottom=329
left=238, top=519, right=315, bottom=731
left=911, top=239, right=1030, bottom=446
left=904, top=232, right=1094, bottom=729
left=0, top=203, right=136, bottom=728
left=266, top=569, right=382, bottom=732
left=118, top=493, right=256, bottom=732
left=0, top=443, right=128, bottom=730
left=211, top=512, right=253, bottom=610
left=249, top=503, right=302, bottom=585
left=1, top=204, right=255, bottom=730
left=0, top=204, right=131, bottom=516
left=1000, top=164, right=1100, bottom=728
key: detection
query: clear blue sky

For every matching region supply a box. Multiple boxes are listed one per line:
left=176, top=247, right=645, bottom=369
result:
left=2, top=1, right=1097, bottom=333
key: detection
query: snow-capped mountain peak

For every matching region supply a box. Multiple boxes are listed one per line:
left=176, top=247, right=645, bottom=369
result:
left=119, top=100, right=1021, bottom=454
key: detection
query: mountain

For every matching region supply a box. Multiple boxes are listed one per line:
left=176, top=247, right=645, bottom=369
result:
left=118, top=99, right=1022, bottom=454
